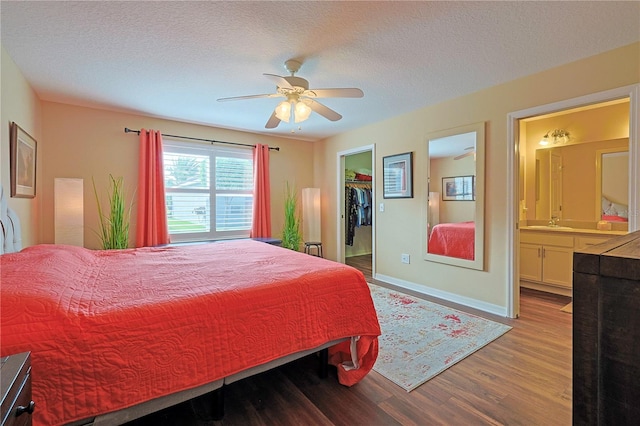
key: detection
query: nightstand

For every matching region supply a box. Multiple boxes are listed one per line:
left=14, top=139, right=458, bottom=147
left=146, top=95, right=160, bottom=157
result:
left=1, top=352, right=34, bottom=426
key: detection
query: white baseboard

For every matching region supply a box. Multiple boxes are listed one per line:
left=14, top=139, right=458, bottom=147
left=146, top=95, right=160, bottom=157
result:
left=374, top=273, right=508, bottom=317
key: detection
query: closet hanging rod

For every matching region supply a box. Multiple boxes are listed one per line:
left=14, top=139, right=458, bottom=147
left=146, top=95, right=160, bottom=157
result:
left=124, top=128, right=280, bottom=151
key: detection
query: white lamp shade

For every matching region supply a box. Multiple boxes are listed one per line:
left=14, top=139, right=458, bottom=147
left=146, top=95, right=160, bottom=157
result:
left=294, top=100, right=312, bottom=123
left=302, top=188, right=321, bottom=243
left=55, top=178, right=84, bottom=246
left=275, top=101, right=291, bottom=122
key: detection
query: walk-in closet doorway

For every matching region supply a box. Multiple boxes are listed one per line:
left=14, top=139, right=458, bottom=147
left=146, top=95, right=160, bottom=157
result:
left=337, top=145, right=375, bottom=277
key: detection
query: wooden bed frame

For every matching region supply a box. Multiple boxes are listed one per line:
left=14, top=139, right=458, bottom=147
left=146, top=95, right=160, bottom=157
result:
left=70, top=338, right=346, bottom=425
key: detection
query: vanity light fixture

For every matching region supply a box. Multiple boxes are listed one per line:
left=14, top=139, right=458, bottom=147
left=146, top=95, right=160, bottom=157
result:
left=539, top=129, right=570, bottom=146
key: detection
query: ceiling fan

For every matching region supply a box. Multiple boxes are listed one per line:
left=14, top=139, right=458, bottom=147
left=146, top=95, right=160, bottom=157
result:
left=454, top=146, right=476, bottom=160
left=217, top=59, right=364, bottom=129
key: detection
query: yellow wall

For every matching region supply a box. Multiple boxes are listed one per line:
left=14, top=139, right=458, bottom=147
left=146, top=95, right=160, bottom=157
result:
left=3, top=41, right=639, bottom=314
left=315, top=42, right=639, bottom=312
left=39, top=102, right=314, bottom=249
left=1, top=46, right=43, bottom=247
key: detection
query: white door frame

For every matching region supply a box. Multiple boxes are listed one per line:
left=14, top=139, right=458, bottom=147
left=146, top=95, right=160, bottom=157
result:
left=336, top=144, right=376, bottom=273
left=506, top=84, right=640, bottom=318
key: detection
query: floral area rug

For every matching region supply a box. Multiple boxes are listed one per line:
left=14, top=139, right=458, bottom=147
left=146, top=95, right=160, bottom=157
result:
left=369, top=284, right=512, bottom=391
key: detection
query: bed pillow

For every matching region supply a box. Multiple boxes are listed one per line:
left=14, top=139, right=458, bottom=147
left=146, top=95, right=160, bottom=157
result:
left=602, top=196, right=628, bottom=219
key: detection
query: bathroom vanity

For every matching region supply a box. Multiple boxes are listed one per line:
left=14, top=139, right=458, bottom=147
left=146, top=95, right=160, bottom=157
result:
left=519, top=225, right=626, bottom=296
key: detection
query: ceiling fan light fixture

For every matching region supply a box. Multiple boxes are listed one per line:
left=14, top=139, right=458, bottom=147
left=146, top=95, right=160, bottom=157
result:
left=222, top=59, right=364, bottom=129
left=294, top=100, right=312, bottom=123
left=275, top=100, right=291, bottom=122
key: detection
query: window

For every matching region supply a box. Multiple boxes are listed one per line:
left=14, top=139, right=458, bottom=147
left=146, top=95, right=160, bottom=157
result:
left=163, top=140, right=253, bottom=242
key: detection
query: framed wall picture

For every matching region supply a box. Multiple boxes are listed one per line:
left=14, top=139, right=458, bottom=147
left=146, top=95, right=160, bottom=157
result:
left=442, top=175, right=475, bottom=201
left=383, top=152, right=413, bottom=198
left=10, top=122, right=37, bottom=198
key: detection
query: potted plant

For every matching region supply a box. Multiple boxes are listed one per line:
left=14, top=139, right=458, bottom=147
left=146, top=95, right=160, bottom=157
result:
left=93, top=175, right=134, bottom=249
left=281, top=182, right=301, bottom=251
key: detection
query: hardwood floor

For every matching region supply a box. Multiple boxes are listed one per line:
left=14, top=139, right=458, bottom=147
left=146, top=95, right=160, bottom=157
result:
left=128, top=254, right=572, bottom=425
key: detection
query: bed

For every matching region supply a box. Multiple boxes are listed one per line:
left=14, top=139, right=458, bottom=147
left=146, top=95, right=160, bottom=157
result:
left=0, top=189, right=381, bottom=425
left=601, top=196, right=629, bottom=222
left=427, top=221, right=475, bottom=260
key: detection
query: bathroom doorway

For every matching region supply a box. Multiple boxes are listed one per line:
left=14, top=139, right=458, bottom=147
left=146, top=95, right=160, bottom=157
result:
left=507, top=84, right=639, bottom=318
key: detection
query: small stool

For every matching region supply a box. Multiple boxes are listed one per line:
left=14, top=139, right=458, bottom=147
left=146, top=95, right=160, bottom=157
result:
left=304, top=242, right=323, bottom=258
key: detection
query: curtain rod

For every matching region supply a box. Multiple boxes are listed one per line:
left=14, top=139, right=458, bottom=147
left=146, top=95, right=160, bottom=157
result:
left=124, top=128, right=280, bottom=151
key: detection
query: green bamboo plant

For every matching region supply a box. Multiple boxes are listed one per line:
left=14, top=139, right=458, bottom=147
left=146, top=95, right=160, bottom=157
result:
left=281, top=182, right=302, bottom=251
left=92, top=175, right=133, bottom=249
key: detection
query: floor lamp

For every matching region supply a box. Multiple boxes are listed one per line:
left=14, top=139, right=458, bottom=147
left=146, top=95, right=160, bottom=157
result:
left=302, top=188, right=322, bottom=256
left=55, top=178, right=84, bottom=246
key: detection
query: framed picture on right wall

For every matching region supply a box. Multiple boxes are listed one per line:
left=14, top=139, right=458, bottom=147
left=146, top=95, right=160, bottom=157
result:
left=442, top=175, right=474, bottom=201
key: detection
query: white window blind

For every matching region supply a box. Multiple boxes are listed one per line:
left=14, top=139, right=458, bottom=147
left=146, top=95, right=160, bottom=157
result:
left=163, top=140, right=253, bottom=242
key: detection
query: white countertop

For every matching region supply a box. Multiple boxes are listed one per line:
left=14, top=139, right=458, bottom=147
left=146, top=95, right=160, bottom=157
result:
left=520, top=226, right=627, bottom=236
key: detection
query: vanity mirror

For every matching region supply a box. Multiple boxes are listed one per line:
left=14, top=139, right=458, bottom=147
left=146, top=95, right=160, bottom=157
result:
left=533, top=138, right=628, bottom=225
left=424, top=122, right=485, bottom=270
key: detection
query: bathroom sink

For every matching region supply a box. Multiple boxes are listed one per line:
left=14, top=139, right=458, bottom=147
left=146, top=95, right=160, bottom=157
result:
left=525, top=225, right=573, bottom=230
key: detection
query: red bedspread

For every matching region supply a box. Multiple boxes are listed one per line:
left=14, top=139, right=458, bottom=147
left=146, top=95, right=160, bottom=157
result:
left=428, top=221, right=475, bottom=260
left=0, top=240, right=380, bottom=425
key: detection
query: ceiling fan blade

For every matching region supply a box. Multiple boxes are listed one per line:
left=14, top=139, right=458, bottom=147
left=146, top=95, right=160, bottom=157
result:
left=454, top=151, right=475, bottom=160
left=265, top=111, right=281, bottom=129
left=307, top=100, right=342, bottom=121
left=304, top=88, right=364, bottom=98
left=217, top=93, right=282, bottom=102
left=263, top=73, right=293, bottom=89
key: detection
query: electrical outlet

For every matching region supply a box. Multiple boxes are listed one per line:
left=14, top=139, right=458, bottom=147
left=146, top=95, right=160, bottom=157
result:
left=401, top=254, right=410, bottom=264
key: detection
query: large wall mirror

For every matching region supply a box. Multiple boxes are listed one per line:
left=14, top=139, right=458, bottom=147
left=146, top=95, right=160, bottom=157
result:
left=423, top=122, right=485, bottom=270
left=532, top=137, right=628, bottom=228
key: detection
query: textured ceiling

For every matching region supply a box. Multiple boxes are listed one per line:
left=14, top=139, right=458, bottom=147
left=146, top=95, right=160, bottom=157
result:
left=1, top=1, right=639, bottom=141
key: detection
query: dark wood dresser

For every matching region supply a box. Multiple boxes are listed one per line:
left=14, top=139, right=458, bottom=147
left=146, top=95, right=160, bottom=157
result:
left=573, top=230, right=640, bottom=425
left=1, top=352, right=34, bottom=426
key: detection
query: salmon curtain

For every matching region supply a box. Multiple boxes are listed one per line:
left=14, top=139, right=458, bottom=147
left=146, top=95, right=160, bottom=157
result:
left=136, top=129, right=170, bottom=247
left=251, top=144, right=271, bottom=238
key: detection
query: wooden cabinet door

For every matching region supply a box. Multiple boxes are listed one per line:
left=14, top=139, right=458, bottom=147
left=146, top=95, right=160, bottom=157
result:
left=542, top=246, right=573, bottom=288
left=520, top=243, right=542, bottom=282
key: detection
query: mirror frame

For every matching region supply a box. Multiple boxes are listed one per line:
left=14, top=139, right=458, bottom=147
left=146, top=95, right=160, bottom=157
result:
left=423, top=121, right=485, bottom=270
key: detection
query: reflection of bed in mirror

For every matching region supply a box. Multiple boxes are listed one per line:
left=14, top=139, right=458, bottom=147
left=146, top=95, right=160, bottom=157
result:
left=601, top=196, right=628, bottom=222
left=427, top=221, right=475, bottom=260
